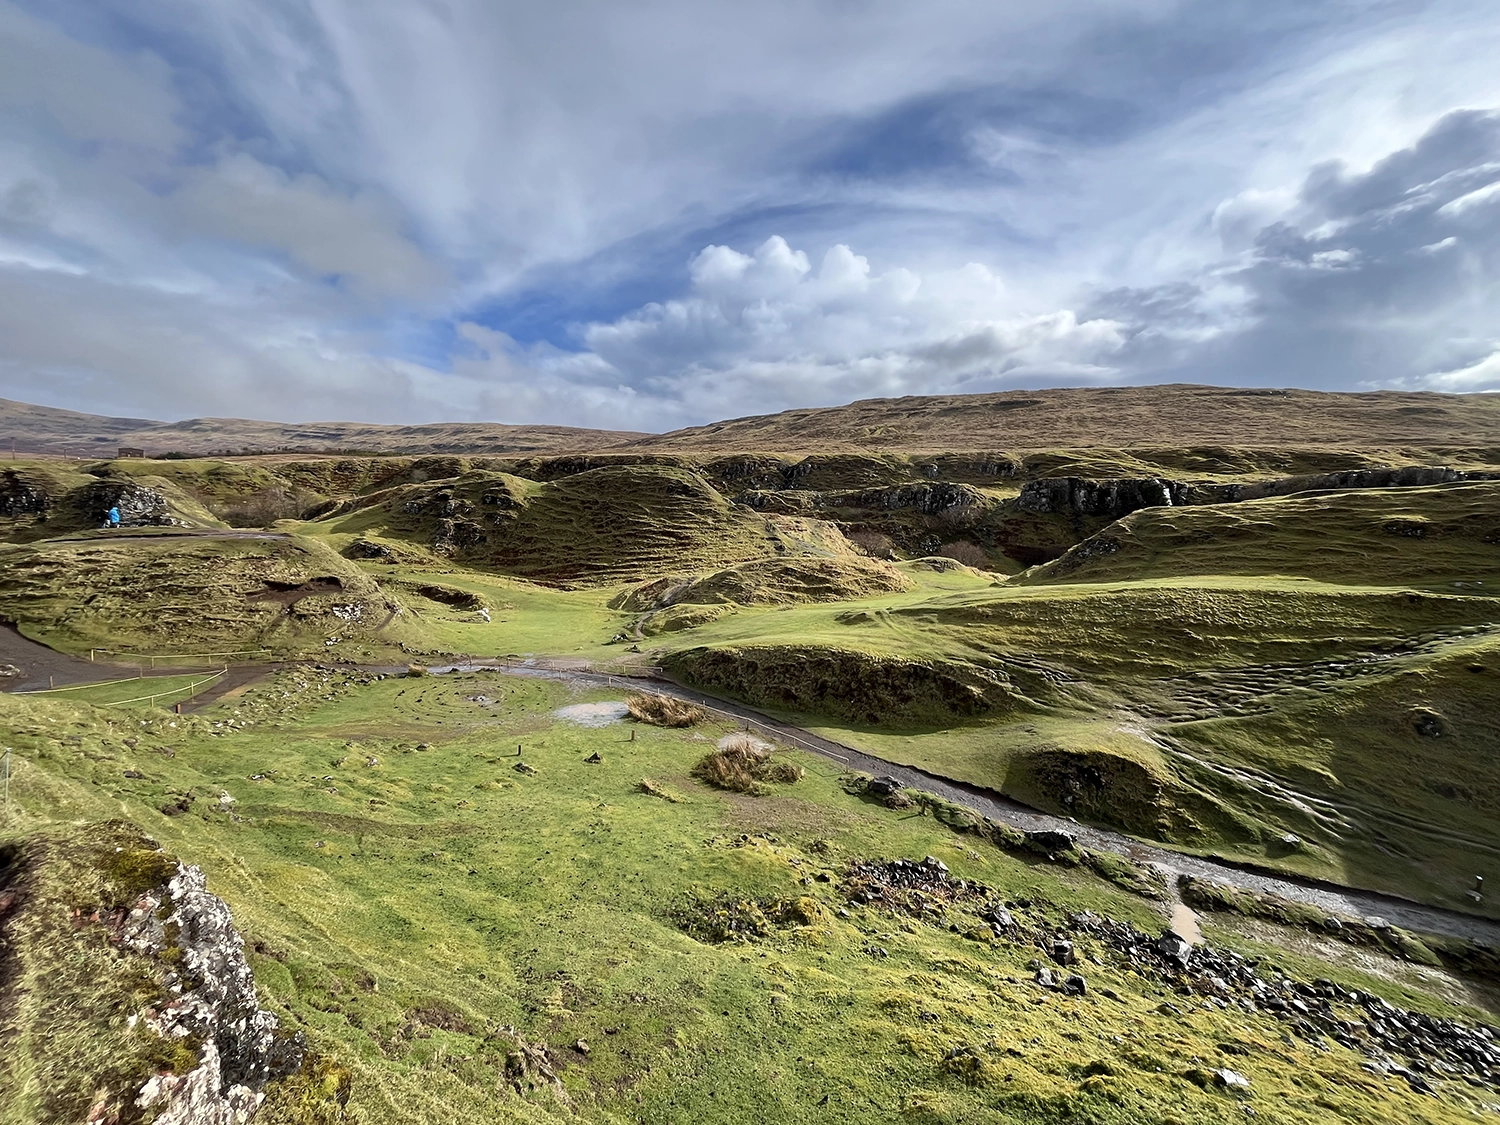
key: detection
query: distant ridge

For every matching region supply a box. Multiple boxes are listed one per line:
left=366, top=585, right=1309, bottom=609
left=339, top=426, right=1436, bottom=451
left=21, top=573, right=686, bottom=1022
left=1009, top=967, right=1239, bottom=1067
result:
left=4, top=384, right=1498, bottom=458
left=0, top=397, right=644, bottom=457
left=626, top=384, right=1500, bottom=452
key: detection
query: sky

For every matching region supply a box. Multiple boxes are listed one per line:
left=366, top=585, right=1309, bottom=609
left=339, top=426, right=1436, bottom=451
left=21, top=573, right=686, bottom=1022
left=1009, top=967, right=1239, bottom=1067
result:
left=1, top=0, right=1498, bottom=431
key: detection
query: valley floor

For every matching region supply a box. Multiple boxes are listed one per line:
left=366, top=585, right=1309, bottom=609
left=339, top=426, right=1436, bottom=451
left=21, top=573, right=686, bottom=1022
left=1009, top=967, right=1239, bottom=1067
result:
left=3, top=665, right=1498, bottom=1124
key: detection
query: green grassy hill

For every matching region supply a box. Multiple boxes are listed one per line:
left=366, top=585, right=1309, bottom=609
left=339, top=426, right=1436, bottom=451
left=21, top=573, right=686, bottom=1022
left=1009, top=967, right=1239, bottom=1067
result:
left=306, top=465, right=860, bottom=585
left=4, top=674, right=1494, bottom=1125
left=0, top=534, right=407, bottom=657
left=1023, top=483, right=1500, bottom=588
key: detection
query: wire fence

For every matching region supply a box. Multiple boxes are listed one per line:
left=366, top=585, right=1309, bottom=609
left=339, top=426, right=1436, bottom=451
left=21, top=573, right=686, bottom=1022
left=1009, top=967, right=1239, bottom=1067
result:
left=19, top=669, right=227, bottom=709
left=88, top=647, right=270, bottom=668
left=96, top=669, right=227, bottom=709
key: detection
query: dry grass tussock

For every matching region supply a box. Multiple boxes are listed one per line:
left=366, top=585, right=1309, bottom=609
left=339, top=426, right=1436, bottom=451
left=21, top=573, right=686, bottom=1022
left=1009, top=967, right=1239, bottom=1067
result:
left=637, top=777, right=684, bottom=803
left=692, top=732, right=804, bottom=795
left=626, top=692, right=705, bottom=727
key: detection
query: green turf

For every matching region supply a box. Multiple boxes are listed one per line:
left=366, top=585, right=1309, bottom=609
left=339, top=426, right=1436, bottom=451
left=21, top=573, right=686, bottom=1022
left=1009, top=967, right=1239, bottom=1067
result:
left=647, top=572, right=1500, bottom=913
left=2, top=675, right=1490, bottom=1125
left=19, top=671, right=223, bottom=707
left=1023, top=482, right=1500, bottom=589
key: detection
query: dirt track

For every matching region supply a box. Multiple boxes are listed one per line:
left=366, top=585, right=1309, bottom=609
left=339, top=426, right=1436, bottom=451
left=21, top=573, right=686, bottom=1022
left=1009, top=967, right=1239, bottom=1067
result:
left=7, top=641, right=1500, bottom=945
left=465, top=660, right=1500, bottom=947
left=0, top=625, right=143, bottom=692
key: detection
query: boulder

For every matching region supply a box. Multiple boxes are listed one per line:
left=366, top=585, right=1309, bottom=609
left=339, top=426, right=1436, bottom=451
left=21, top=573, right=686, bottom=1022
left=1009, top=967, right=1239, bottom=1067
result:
left=121, top=863, right=304, bottom=1123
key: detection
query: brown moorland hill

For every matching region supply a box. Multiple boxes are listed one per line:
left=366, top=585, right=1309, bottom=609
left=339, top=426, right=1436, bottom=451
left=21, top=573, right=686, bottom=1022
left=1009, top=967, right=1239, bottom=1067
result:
left=7, top=384, right=1499, bottom=459
left=625, top=384, right=1500, bottom=452
left=0, top=397, right=644, bottom=457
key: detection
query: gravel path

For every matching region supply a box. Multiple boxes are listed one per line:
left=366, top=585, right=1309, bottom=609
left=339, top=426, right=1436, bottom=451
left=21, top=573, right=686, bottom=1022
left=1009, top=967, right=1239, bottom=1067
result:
left=460, top=660, right=1500, bottom=946
left=11, top=641, right=1500, bottom=945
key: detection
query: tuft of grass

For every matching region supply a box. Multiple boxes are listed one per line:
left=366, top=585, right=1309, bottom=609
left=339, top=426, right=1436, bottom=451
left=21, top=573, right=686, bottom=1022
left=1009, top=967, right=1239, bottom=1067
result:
left=636, top=777, right=683, bottom=802
left=625, top=691, right=704, bottom=727
left=691, top=732, right=804, bottom=795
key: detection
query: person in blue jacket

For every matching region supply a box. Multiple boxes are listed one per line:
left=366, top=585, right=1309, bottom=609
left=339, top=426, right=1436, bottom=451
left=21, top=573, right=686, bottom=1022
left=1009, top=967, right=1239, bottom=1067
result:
left=107, top=506, right=121, bottom=528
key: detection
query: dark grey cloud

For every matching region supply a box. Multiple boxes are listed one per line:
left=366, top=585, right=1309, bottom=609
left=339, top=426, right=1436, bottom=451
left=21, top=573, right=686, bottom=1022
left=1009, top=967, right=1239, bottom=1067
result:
left=1091, top=110, right=1500, bottom=392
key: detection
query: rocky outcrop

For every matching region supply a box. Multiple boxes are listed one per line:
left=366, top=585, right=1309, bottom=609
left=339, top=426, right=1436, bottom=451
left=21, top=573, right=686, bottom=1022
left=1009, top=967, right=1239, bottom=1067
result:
left=121, top=864, right=304, bottom=1123
left=78, top=481, right=171, bottom=526
left=0, top=470, right=50, bottom=519
left=1014, top=467, right=1499, bottom=522
left=1183, top=465, right=1498, bottom=504
left=1016, top=477, right=1187, bottom=518
left=0, top=824, right=316, bottom=1125
left=831, top=482, right=986, bottom=515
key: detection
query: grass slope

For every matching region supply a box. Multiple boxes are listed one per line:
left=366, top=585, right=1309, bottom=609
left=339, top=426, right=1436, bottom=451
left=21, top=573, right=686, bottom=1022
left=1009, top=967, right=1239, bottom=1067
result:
left=651, top=570, right=1500, bottom=913
left=1024, top=483, right=1500, bottom=588
left=630, top=385, right=1500, bottom=452
left=0, top=535, right=406, bottom=657
left=0, top=397, right=642, bottom=458
left=2, top=676, right=1492, bottom=1125
left=308, top=466, right=858, bottom=585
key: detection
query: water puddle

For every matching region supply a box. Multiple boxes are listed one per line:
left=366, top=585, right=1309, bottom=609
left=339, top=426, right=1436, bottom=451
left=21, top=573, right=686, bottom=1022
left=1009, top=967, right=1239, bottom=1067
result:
left=554, top=701, right=629, bottom=727
left=1170, top=900, right=1202, bottom=945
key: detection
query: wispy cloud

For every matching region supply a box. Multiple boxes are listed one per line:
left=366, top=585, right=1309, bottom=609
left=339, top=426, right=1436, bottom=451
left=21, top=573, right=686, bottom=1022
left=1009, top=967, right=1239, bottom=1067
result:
left=2, top=0, right=1499, bottom=425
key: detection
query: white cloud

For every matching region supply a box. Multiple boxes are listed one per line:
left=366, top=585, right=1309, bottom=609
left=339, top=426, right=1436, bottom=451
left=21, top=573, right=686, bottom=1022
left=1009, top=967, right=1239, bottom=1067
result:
left=2, top=2, right=1500, bottom=427
left=1416, top=350, right=1500, bottom=392
left=0, top=1, right=181, bottom=150
left=171, top=154, right=440, bottom=297
left=439, top=236, right=1128, bottom=428
left=1436, top=175, right=1500, bottom=216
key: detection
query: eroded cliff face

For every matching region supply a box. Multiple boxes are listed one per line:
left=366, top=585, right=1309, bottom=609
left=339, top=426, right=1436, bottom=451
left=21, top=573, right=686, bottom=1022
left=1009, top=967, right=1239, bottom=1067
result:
left=0, top=822, right=337, bottom=1125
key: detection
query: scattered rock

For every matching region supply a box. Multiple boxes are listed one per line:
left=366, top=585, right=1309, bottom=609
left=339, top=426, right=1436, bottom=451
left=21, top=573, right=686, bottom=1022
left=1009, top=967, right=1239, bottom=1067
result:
left=584, top=752, right=603, bottom=764
left=1024, top=828, right=1077, bottom=855
left=513, top=761, right=538, bottom=775
left=344, top=538, right=393, bottom=560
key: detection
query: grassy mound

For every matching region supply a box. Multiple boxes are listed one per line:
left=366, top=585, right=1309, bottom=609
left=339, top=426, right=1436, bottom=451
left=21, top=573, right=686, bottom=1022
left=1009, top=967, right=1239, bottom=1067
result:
left=309, top=466, right=857, bottom=584
left=1022, top=482, right=1500, bottom=587
left=0, top=460, right=226, bottom=541
left=1002, top=732, right=1251, bottom=845
left=637, top=603, right=731, bottom=636
left=615, top=556, right=911, bottom=614
left=665, top=643, right=1021, bottom=726
left=0, top=535, right=398, bottom=655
